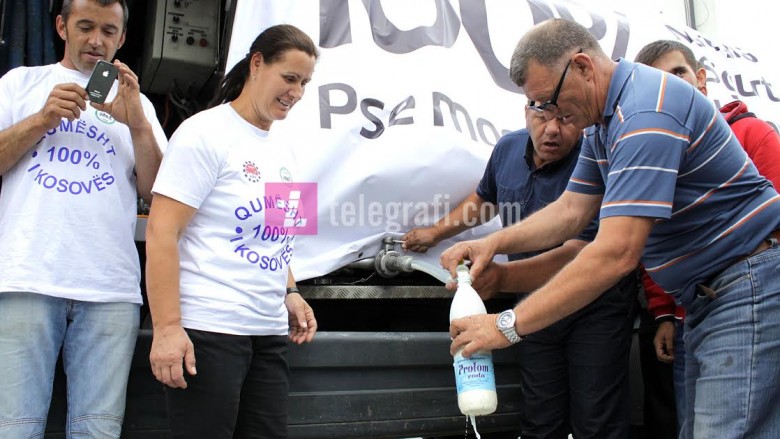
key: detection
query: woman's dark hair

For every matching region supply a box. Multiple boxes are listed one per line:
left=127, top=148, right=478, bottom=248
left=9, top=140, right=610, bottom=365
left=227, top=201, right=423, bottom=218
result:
left=209, top=24, right=319, bottom=108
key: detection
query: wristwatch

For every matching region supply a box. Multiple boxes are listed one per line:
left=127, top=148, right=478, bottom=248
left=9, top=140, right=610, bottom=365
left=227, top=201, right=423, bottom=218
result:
left=496, top=309, right=522, bottom=344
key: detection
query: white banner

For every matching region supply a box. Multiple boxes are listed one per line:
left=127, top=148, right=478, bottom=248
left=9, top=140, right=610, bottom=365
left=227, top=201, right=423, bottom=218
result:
left=228, top=0, right=780, bottom=280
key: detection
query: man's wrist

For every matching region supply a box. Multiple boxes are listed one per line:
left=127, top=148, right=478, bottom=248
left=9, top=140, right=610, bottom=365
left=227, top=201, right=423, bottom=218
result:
left=286, top=287, right=300, bottom=295
left=655, top=315, right=677, bottom=324
left=496, top=309, right=522, bottom=344
left=483, top=232, right=503, bottom=256
left=128, top=119, right=153, bottom=136
left=494, top=263, right=508, bottom=292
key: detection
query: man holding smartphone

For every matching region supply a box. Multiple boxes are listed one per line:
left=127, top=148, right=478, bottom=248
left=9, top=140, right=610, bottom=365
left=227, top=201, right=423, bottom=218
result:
left=0, top=0, right=166, bottom=437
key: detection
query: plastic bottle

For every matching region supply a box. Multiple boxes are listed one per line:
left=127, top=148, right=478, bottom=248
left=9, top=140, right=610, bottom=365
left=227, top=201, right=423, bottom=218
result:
left=449, top=263, right=498, bottom=416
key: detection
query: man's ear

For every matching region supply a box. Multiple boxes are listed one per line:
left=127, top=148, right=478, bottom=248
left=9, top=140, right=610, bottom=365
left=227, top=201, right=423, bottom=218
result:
left=695, top=67, right=708, bottom=96
left=572, top=52, right=594, bottom=80
left=55, top=15, right=67, bottom=41
left=118, top=30, right=127, bottom=50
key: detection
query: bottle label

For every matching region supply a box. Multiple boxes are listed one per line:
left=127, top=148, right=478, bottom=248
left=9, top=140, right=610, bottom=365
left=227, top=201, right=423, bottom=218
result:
left=453, top=352, right=495, bottom=393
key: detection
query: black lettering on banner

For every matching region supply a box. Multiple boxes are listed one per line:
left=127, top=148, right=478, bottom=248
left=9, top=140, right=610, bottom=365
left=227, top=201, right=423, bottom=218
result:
left=319, top=0, right=632, bottom=94
left=389, top=96, right=415, bottom=127
left=319, top=83, right=357, bottom=128
left=319, top=82, right=425, bottom=139
left=665, top=24, right=758, bottom=63
left=433, top=91, right=476, bottom=141
left=360, top=98, right=384, bottom=138
left=477, top=118, right=501, bottom=145
left=459, top=1, right=518, bottom=93
left=527, top=0, right=630, bottom=61
left=664, top=25, right=778, bottom=129
left=700, top=56, right=780, bottom=103
left=319, top=0, right=353, bottom=47
left=317, top=82, right=513, bottom=144
left=363, top=0, right=459, bottom=53
left=320, top=0, right=459, bottom=52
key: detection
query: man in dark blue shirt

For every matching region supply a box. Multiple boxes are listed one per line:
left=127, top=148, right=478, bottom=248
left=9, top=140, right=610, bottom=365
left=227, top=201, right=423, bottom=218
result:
left=403, top=107, right=637, bottom=438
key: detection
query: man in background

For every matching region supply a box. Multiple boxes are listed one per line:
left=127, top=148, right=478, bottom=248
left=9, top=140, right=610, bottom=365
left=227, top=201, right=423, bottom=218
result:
left=633, top=38, right=780, bottom=438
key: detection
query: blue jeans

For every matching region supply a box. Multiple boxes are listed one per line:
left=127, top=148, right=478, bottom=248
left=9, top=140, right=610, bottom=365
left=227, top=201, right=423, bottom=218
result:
left=681, top=243, right=780, bottom=439
left=0, top=292, right=139, bottom=438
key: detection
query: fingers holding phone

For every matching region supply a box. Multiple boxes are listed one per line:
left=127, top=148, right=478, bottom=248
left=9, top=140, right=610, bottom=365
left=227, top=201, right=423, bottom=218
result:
left=114, top=60, right=140, bottom=90
left=38, top=83, right=89, bottom=130
left=88, top=60, right=147, bottom=128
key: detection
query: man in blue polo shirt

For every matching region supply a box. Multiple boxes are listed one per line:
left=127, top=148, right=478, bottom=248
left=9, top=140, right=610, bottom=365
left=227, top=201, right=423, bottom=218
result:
left=403, top=107, right=636, bottom=438
left=402, top=107, right=584, bottom=260
left=441, top=18, right=780, bottom=439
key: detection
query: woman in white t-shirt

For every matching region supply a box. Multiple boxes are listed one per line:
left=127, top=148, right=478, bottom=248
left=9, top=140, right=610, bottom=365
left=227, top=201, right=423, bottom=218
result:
left=145, top=24, right=319, bottom=438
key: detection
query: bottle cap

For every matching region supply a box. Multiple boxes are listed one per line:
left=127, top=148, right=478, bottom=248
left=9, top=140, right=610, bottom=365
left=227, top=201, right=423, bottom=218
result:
left=456, top=263, right=472, bottom=284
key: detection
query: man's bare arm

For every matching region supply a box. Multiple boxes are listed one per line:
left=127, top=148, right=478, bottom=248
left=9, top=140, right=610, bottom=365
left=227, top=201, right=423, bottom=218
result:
left=442, top=191, right=602, bottom=280
left=488, top=190, right=601, bottom=256
left=128, top=121, right=163, bottom=203
left=0, top=84, right=88, bottom=175
left=513, top=215, right=651, bottom=335
left=403, top=192, right=494, bottom=252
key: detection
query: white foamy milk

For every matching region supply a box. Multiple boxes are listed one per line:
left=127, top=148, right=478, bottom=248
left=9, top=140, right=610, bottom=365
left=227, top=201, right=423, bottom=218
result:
left=450, top=264, right=497, bottom=416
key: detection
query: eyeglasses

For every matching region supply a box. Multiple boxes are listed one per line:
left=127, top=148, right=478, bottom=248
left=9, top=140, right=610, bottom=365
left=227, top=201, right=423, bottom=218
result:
left=529, top=49, right=582, bottom=120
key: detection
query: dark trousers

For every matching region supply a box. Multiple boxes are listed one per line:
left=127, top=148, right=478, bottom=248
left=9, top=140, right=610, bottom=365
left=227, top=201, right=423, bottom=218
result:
left=637, top=308, right=677, bottom=439
left=516, top=272, right=638, bottom=439
left=166, top=329, right=289, bottom=439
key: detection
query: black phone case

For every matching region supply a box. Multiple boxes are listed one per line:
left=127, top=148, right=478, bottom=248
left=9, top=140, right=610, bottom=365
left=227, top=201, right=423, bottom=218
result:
left=86, top=61, right=119, bottom=104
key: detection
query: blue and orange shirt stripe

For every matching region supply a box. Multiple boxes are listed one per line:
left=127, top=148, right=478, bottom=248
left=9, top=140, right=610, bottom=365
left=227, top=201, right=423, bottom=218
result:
left=566, top=59, right=780, bottom=306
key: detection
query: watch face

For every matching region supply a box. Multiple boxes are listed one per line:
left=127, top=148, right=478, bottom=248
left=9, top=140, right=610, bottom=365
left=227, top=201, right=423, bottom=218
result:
left=498, top=310, right=514, bottom=328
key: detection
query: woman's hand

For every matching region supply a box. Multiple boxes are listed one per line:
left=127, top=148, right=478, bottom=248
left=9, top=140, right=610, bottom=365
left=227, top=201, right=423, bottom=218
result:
left=286, top=292, right=317, bottom=344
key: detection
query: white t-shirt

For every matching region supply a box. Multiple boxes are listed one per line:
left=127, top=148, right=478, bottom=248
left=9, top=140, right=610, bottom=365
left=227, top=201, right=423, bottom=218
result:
left=152, top=104, right=298, bottom=336
left=0, top=63, right=167, bottom=303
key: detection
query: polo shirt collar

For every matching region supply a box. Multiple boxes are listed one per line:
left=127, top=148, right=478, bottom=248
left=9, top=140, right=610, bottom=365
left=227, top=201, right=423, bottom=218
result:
left=603, top=58, right=635, bottom=120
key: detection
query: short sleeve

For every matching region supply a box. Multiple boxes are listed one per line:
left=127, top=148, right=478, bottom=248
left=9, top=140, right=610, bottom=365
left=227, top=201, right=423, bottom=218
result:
left=152, top=117, right=223, bottom=209
left=0, top=68, right=22, bottom=130
left=566, top=133, right=605, bottom=196
left=600, top=113, right=687, bottom=220
left=476, top=146, right=501, bottom=203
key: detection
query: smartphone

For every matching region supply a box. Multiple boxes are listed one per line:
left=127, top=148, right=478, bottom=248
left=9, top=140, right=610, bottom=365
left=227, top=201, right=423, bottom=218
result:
left=85, top=60, right=119, bottom=103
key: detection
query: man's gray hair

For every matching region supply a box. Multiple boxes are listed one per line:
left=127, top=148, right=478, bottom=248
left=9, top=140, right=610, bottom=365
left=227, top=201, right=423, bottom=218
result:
left=510, top=19, right=604, bottom=87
